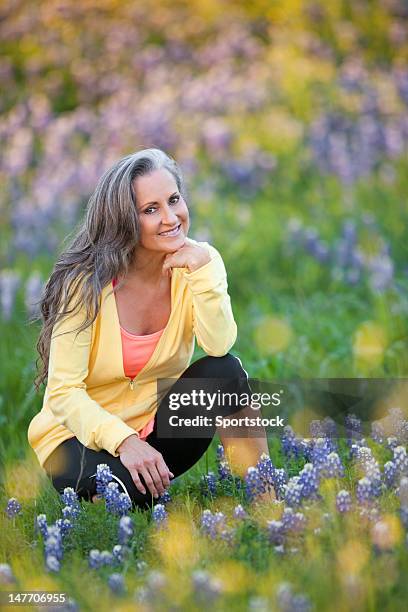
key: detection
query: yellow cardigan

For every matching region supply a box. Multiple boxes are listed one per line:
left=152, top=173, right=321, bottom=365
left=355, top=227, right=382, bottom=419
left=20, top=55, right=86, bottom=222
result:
left=27, top=239, right=237, bottom=468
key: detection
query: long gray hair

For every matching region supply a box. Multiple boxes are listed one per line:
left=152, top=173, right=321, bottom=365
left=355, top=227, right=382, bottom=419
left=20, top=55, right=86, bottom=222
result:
left=33, top=148, right=188, bottom=392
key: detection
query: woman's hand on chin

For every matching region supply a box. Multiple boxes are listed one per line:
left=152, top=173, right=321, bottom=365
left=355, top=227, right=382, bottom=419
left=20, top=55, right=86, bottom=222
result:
left=162, top=240, right=211, bottom=275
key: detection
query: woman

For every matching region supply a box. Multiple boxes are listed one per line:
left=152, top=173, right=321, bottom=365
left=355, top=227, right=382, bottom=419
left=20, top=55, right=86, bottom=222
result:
left=28, top=148, right=273, bottom=510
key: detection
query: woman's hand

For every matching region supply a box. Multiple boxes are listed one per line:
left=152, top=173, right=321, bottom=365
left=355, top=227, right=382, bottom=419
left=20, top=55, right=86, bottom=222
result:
left=117, top=434, right=174, bottom=498
left=162, top=239, right=211, bottom=276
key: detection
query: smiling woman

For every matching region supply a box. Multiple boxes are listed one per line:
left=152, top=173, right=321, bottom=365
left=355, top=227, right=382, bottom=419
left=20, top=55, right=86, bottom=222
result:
left=28, top=147, right=274, bottom=510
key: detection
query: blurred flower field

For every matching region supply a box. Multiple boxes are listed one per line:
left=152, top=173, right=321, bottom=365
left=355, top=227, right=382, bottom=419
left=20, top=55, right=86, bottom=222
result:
left=1, top=0, right=408, bottom=610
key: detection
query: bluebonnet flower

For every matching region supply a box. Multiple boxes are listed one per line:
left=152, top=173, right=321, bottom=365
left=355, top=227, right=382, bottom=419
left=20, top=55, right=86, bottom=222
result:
left=62, top=505, right=80, bottom=521
left=100, top=550, right=114, bottom=566
left=88, top=549, right=102, bottom=569
left=311, top=438, right=332, bottom=473
left=322, top=452, right=345, bottom=478
left=200, top=471, right=217, bottom=497
left=397, top=476, right=408, bottom=508
left=95, top=463, right=113, bottom=496
left=267, top=520, right=285, bottom=546
left=218, top=459, right=232, bottom=481
left=44, top=525, right=63, bottom=572
left=118, top=515, right=134, bottom=545
left=0, top=563, right=15, bottom=584
left=384, top=461, right=397, bottom=488
left=281, top=507, right=306, bottom=533
left=336, top=489, right=352, bottom=513
left=393, top=446, right=408, bottom=474
left=245, top=466, right=266, bottom=501
left=191, top=569, right=223, bottom=603
left=276, top=581, right=312, bottom=612
left=371, top=421, right=385, bottom=444
left=233, top=504, right=248, bottom=520
left=108, top=573, right=125, bottom=595
left=5, top=497, right=22, bottom=519
left=35, top=514, right=48, bottom=538
left=104, top=482, right=132, bottom=516
left=298, top=463, right=320, bottom=500
left=61, top=487, right=80, bottom=509
left=200, top=509, right=228, bottom=539
left=152, top=503, right=168, bottom=525
left=309, top=420, right=325, bottom=439
left=283, top=477, right=303, bottom=508
left=356, top=477, right=375, bottom=505
left=387, top=437, right=399, bottom=451
left=112, top=544, right=125, bottom=565
left=45, top=555, right=60, bottom=573
left=216, top=444, right=225, bottom=461
left=345, top=414, right=363, bottom=445
left=281, top=425, right=302, bottom=459
left=157, top=490, right=172, bottom=504
left=55, top=518, right=73, bottom=537
left=257, top=453, right=276, bottom=494
left=272, top=468, right=288, bottom=500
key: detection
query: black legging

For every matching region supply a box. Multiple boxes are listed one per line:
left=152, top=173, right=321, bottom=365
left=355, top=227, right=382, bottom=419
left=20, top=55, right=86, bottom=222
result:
left=43, top=353, right=252, bottom=510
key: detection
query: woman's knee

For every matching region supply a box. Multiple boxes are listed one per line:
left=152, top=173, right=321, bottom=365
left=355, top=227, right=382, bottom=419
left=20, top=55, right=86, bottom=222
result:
left=195, top=352, right=248, bottom=379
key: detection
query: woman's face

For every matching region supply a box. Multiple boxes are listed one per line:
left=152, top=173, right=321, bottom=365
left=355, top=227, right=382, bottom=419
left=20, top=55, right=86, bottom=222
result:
left=133, top=168, right=190, bottom=254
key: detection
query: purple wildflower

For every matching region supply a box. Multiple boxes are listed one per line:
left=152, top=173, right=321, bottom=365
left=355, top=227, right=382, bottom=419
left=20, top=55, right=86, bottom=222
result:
left=267, top=520, right=285, bottom=546
left=216, top=444, right=225, bottom=461
left=393, top=446, right=408, bottom=474
left=200, top=509, right=228, bottom=539
left=200, top=471, right=217, bottom=497
left=89, top=549, right=102, bottom=569
left=5, top=497, right=22, bottom=519
left=118, top=516, right=134, bottom=545
left=61, top=487, right=80, bottom=508
left=276, top=581, right=312, bottom=612
left=152, top=503, right=168, bottom=525
left=218, top=459, right=232, bottom=481
left=322, top=452, right=345, bottom=478
left=283, top=477, right=303, bottom=508
left=233, top=504, right=248, bottom=520
left=112, top=544, right=125, bottom=565
left=158, top=489, right=172, bottom=504
left=281, top=507, right=306, bottom=533
left=257, top=453, right=276, bottom=494
left=55, top=518, right=73, bottom=537
left=371, top=421, right=385, bottom=444
left=35, top=514, right=48, bottom=538
left=356, top=477, right=375, bottom=505
left=298, top=463, right=320, bottom=500
left=281, top=426, right=302, bottom=459
left=108, top=573, right=125, bottom=595
left=191, top=569, right=223, bottom=603
left=336, top=490, right=352, bottom=513
left=384, top=461, right=397, bottom=488
left=0, top=563, right=15, bottom=584
left=45, top=555, right=60, bottom=573
left=387, top=437, right=399, bottom=451
left=95, top=463, right=113, bottom=496
left=272, top=468, right=288, bottom=500
left=100, top=551, right=114, bottom=566
left=245, top=466, right=266, bottom=501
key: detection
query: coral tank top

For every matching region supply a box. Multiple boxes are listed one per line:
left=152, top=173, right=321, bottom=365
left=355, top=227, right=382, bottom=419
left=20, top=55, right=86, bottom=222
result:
left=113, top=277, right=164, bottom=440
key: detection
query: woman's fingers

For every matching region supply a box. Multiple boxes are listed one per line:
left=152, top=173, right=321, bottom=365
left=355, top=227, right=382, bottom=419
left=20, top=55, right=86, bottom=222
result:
left=149, top=463, right=167, bottom=496
left=139, top=466, right=160, bottom=498
left=129, top=468, right=147, bottom=496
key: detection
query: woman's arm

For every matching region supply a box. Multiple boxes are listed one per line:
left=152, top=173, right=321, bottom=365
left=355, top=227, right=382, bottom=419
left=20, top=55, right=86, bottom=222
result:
left=46, top=283, right=137, bottom=457
left=182, top=244, right=238, bottom=356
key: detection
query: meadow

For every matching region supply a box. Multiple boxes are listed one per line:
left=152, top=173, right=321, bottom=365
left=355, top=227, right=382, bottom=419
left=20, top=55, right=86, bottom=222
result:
left=1, top=1, right=408, bottom=610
